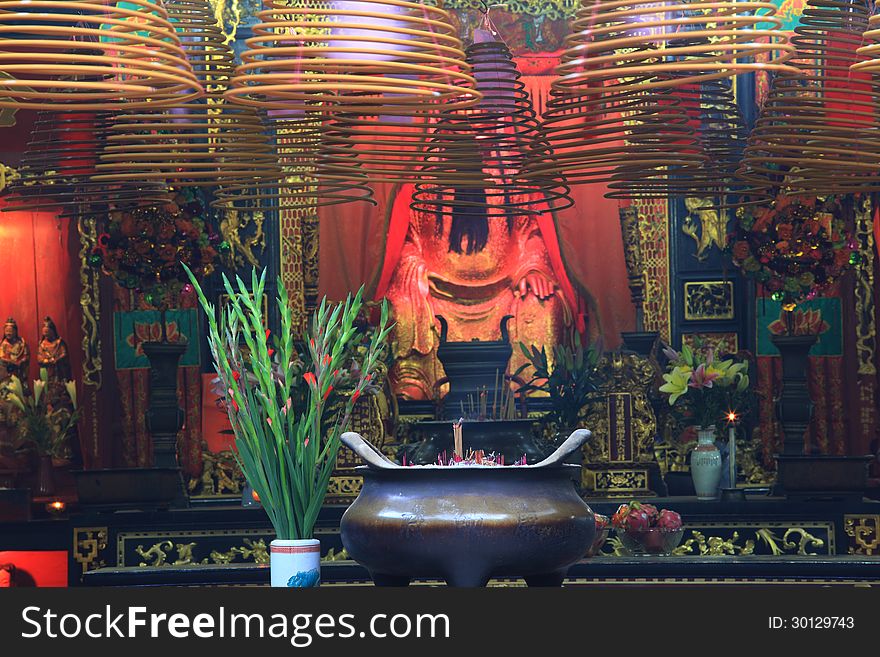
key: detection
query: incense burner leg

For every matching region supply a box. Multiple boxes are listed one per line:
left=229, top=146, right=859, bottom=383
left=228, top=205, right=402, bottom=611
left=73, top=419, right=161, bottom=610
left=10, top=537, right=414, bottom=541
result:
left=443, top=567, right=491, bottom=588
left=524, top=571, right=567, bottom=588
left=371, top=573, right=411, bottom=587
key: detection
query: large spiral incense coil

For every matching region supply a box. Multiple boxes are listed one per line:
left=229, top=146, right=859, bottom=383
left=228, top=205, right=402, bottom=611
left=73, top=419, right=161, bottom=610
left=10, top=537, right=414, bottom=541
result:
left=605, top=76, right=753, bottom=201
left=534, top=82, right=707, bottom=191
left=3, top=111, right=169, bottom=216
left=852, top=3, right=880, bottom=73
left=226, top=0, right=479, bottom=115
left=92, top=0, right=278, bottom=187
left=738, top=0, right=880, bottom=196
left=411, top=40, right=572, bottom=218
left=212, top=112, right=374, bottom=211
left=555, top=0, right=796, bottom=94
left=0, top=0, right=202, bottom=110
left=535, top=0, right=795, bottom=194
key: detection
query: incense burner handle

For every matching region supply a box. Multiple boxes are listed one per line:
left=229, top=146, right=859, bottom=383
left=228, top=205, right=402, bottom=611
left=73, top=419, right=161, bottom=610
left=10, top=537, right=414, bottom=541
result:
left=531, top=429, right=592, bottom=468
left=341, top=432, right=399, bottom=470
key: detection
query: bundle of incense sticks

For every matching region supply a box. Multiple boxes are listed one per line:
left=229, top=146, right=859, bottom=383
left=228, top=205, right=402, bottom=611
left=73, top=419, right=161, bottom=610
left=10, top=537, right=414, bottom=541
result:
left=453, top=417, right=463, bottom=458
left=456, top=370, right=519, bottom=422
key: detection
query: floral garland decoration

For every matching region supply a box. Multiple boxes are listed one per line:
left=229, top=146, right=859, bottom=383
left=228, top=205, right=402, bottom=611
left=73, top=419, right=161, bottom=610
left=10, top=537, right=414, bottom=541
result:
left=727, top=195, right=859, bottom=309
left=88, top=191, right=224, bottom=304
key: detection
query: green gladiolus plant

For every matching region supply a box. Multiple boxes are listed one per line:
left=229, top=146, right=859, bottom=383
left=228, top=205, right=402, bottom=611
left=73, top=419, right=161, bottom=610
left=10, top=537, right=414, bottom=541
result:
left=186, top=266, right=392, bottom=540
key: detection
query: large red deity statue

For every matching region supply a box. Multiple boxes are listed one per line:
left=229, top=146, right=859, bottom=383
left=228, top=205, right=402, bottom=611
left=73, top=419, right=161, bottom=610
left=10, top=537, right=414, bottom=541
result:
left=376, top=185, right=586, bottom=400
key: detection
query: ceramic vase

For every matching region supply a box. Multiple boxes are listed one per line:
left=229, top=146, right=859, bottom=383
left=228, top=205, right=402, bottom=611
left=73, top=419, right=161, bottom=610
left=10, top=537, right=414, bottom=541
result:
left=36, top=454, right=55, bottom=497
left=690, top=426, right=722, bottom=500
left=270, top=539, right=321, bottom=588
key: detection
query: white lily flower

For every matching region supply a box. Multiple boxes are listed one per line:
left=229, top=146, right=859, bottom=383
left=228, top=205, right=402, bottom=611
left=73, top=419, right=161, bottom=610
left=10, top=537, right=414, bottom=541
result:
left=7, top=393, right=25, bottom=412
left=64, top=380, right=77, bottom=409
left=8, top=375, right=23, bottom=400
left=33, top=379, right=45, bottom=406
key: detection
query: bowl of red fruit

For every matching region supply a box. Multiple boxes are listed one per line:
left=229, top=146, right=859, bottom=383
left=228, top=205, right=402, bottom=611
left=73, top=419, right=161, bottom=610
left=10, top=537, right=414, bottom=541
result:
left=586, top=513, right=610, bottom=557
left=611, top=502, right=684, bottom=555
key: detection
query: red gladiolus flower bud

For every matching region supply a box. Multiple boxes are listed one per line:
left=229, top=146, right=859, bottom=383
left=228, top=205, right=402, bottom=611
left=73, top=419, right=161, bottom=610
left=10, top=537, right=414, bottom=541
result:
left=333, top=369, right=339, bottom=377
left=352, top=389, right=361, bottom=403
left=268, top=348, right=275, bottom=358
left=323, top=385, right=333, bottom=400
left=365, top=373, right=372, bottom=382
left=231, top=371, right=240, bottom=382
left=265, top=328, right=271, bottom=339
left=231, top=398, right=239, bottom=412
left=303, top=372, right=316, bottom=386
left=322, top=354, right=331, bottom=366
left=304, top=438, right=310, bottom=448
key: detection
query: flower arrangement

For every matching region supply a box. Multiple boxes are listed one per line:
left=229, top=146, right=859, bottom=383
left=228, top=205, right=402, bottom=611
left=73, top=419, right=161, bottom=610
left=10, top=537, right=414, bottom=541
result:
left=186, top=266, right=392, bottom=541
left=728, top=195, right=858, bottom=308
left=90, top=191, right=221, bottom=304
left=7, top=369, right=78, bottom=458
left=515, top=332, right=601, bottom=431
left=658, top=341, right=752, bottom=431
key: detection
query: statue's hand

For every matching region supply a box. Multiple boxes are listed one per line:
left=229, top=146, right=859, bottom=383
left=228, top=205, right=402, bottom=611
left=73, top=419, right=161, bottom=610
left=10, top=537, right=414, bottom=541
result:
left=515, top=270, right=557, bottom=301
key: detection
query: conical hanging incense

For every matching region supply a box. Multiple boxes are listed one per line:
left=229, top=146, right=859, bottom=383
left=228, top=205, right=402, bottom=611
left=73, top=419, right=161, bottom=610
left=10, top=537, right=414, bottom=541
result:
left=605, top=76, right=753, bottom=202
left=93, top=0, right=280, bottom=187
left=537, top=81, right=707, bottom=192
left=236, top=0, right=479, bottom=185
left=3, top=111, right=169, bottom=217
left=739, top=0, right=880, bottom=195
left=555, top=0, right=796, bottom=92
left=411, top=38, right=573, bottom=218
left=226, top=0, right=479, bottom=114
left=212, top=111, right=374, bottom=211
left=0, top=0, right=202, bottom=110
left=536, top=0, right=796, bottom=194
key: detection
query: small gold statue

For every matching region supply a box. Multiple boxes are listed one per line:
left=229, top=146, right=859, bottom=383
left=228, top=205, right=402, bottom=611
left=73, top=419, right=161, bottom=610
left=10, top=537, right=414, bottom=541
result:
left=37, top=316, right=71, bottom=382
left=0, top=317, right=29, bottom=383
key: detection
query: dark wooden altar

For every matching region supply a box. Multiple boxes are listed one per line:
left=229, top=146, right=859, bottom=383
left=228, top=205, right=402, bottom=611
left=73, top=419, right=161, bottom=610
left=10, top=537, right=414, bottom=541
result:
left=3, top=494, right=880, bottom=587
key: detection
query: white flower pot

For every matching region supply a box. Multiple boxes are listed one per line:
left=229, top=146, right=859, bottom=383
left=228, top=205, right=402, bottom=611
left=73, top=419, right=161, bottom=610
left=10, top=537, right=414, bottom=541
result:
left=270, top=539, right=321, bottom=587
left=690, top=426, right=722, bottom=500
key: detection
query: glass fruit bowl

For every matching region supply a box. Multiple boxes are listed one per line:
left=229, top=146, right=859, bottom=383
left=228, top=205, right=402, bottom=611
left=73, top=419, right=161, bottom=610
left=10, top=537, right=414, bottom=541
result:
left=616, top=527, right=684, bottom=555
left=586, top=526, right=609, bottom=557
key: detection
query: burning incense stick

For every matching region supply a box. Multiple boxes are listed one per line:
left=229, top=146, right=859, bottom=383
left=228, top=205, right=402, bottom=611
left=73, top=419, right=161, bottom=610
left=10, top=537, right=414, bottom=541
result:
left=492, top=369, right=499, bottom=419
left=453, top=417, right=463, bottom=458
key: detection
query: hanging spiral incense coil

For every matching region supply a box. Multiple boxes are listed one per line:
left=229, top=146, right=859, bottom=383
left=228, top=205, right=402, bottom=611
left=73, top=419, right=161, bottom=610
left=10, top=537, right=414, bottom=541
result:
left=536, top=0, right=795, bottom=194
left=411, top=40, right=572, bottom=217
left=92, top=0, right=278, bottom=187
left=226, top=0, right=479, bottom=115
left=604, top=76, right=755, bottom=202
left=3, top=111, right=169, bottom=216
left=738, top=0, right=880, bottom=196
left=555, top=0, right=796, bottom=94
left=853, top=2, right=880, bottom=73
left=534, top=82, right=707, bottom=192
left=316, top=112, right=443, bottom=185
left=0, top=0, right=202, bottom=110
left=212, top=112, right=374, bottom=211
